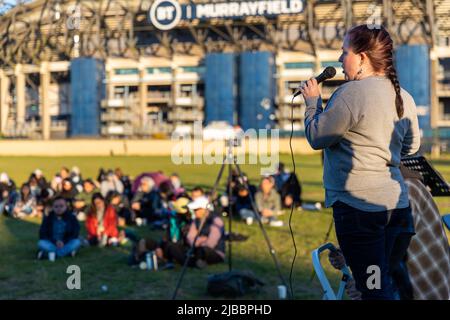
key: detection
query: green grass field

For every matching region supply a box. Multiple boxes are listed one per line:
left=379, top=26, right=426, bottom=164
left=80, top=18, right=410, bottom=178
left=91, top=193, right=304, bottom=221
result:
left=0, top=154, right=449, bottom=300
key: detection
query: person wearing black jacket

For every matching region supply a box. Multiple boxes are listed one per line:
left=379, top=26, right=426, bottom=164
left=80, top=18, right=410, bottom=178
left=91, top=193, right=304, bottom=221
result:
left=37, top=196, right=81, bottom=259
left=234, top=184, right=257, bottom=225
left=280, top=173, right=302, bottom=209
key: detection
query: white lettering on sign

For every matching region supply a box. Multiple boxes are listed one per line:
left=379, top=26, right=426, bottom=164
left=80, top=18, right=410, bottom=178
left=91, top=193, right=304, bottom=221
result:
left=157, top=6, right=175, bottom=21
left=248, top=2, right=259, bottom=16
left=290, top=0, right=303, bottom=12
left=149, top=0, right=304, bottom=30
left=271, top=1, right=282, bottom=15
left=229, top=3, right=240, bottom=16
left=240, top=2, right=250, bottom=16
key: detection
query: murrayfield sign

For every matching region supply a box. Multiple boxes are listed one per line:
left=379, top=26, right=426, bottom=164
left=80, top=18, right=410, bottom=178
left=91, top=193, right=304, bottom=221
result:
left=148, top=0, right=305, bottom=30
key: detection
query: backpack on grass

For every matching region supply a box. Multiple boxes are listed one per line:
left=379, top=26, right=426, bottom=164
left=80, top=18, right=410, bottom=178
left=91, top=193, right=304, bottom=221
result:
left=206, top=270, right=264, bottom=298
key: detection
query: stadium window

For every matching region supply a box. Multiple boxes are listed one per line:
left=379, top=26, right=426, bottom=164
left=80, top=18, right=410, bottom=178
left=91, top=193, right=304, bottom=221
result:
left=179, top=84, right=196, bottom=98
left=285, top=81, right=302, bottom=94
left=284, top=62, right=315, bottom=69
left=321, top=61, right=341, bottom=68
left=114, top=68, right=139, bottom=75
left=147, top=67, right=172, bottom=74
left=439, top=58, right=450, bottom=84
left=180, top=66, right=205, bottom=74
left=442, top=98, right=450, bottom=120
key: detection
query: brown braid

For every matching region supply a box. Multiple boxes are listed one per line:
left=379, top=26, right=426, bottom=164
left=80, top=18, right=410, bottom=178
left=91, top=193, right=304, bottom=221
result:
left=387, top=65, right=404, bottom=118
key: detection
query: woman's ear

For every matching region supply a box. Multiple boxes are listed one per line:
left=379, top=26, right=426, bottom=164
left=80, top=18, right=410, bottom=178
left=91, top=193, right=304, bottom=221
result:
left=359, top=52, right=368, bottom=66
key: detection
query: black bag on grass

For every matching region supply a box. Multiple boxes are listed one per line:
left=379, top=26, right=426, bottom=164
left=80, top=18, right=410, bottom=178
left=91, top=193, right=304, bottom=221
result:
left=207, top=270, right=264, bottom=297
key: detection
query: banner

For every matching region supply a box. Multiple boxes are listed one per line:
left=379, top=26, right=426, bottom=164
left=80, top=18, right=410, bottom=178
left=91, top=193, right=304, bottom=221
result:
left=148, top=0, right=305, bottom=30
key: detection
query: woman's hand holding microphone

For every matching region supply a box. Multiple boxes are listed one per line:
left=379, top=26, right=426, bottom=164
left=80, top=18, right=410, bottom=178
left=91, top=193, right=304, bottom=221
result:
left=298, top=78, right=320, bottom=100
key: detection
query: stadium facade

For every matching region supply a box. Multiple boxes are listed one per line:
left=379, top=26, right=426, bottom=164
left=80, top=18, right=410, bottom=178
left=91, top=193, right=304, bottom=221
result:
left=0, top=0, right=449, bottom=143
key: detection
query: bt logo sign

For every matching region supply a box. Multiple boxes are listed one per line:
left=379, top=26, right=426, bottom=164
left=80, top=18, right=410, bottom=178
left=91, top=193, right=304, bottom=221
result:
left=148, top=0, right=182, bottom=31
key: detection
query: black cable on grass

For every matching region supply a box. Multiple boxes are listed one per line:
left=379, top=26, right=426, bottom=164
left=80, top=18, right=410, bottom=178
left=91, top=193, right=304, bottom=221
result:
left=288, top=95, right=298, bottom=299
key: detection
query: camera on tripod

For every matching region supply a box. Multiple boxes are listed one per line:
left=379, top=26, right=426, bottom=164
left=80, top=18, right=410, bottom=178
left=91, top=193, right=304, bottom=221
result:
left=225, top=136, right=242, bottom=148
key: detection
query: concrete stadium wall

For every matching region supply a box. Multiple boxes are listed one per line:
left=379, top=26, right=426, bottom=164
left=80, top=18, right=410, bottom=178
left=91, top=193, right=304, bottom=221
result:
left=0, top=138, right=317, bottom=156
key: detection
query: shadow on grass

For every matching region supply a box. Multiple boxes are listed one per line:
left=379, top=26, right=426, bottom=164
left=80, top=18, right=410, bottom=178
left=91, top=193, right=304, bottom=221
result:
left=302, top=180, right=326, bottom=188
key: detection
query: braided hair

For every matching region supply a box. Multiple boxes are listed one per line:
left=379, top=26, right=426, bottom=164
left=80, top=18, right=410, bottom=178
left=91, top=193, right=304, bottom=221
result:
left=386, top=65, right=404, bottom=118
left=347, top=25, right=404, bottom=118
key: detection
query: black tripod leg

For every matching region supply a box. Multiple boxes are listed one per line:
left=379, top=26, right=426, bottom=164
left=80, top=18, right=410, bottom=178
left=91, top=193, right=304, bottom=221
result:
left=233, top=162, right=291, bottom=299
left=227, top=161, right=233, bottom=272
left=211, top=155, right=228, bottom=200
left=171, top=155, right=228, bottom=300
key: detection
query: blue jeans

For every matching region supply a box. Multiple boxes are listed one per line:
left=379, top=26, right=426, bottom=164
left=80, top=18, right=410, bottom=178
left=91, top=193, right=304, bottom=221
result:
left=384, top=208, right=415, bottom=299
left=239, top=208, right=256, bottom=220
left=38, top=239, right=81, bottom=258
left=0, top=192, right=17, bottom=216
left=0, top=200, right=6, bottom=215
left=332, top=201, right=414, bottom=300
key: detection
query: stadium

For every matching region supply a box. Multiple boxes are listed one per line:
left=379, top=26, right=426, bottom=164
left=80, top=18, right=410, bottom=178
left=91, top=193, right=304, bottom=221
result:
left=0, top=0, right=448, bottom=147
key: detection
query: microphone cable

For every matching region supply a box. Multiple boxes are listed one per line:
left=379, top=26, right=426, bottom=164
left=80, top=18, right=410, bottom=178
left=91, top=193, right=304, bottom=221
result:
left=288, top=95, right=298, bottom=299
left=287, top=71, right=335, bottom=299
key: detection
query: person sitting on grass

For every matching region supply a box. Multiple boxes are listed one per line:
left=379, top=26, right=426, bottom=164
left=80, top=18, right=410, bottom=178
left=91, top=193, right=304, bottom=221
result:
left=74, top=179, right=99, bottom=221
left=255, top=176, right=284, bottom=227
left=106, top=190, right=134, bottom=227
left=31, top=168, right=49, bottom=192
left=164, top=196, right=225, bottom=269
left=131, top=176, right=156, bottom=226
left=28, top=174, right=42, bottom=199
left=60, top=178, right=78, bottom=209
left=190, top=186, right=205, bottom=201
left=234, top=184, right=257, bottom=225
left=36, top=188, right=55, bottom=217
left=280, top=172, right=303, bottom=209
left=70, top=166, right=83, bottom=193
left=169, top=173, right=185, bottom=196
left=37, top=196, right=81, bottom=260
left=272, top=162, right=291, bottom=192
left=85, top=193, right=121, bottom=246
left=128, top=196, right=192, bottom=268
left=153, top=180, right=175, bottom=220
left=13, top=183, right=39, bottom=219
left=115, top=168, right=133, bottom=202
left=0, top=172, right=17, bottom=217
left=100, top=170, right=124, bottom=198
left=50, top=167, right=70, bottom=192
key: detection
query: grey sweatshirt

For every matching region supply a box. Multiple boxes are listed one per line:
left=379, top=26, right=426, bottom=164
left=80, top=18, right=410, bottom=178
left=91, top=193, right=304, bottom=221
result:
left=304, top=76, right=421, bottom=212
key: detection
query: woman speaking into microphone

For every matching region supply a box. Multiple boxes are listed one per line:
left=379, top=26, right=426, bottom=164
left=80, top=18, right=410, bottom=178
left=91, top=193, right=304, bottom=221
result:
left=299, top=25, right=420, bottom=300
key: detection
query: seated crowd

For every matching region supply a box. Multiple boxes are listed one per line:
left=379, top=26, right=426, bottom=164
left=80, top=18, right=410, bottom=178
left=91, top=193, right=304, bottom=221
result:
left=0, top=163, right=302, bottom=268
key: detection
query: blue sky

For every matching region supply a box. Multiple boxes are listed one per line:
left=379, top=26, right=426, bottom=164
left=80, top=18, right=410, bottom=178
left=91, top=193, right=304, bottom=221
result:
left=0, top=0, right=32, bottom=15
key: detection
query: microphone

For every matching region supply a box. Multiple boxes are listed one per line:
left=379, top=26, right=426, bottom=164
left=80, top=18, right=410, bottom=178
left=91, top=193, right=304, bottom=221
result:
left=293, top=66, right=337, bottom=98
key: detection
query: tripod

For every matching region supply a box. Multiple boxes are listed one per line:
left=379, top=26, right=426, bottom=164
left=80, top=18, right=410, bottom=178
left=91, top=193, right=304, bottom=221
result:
left=172, top=138, right=290, bottom=299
